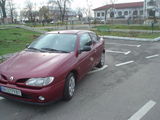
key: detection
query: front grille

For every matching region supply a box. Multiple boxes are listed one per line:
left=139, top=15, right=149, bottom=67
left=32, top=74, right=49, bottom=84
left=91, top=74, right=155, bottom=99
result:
left=16, top=79, right=28, bottom=83
left=1, top=74, right=8, bottom=80
left=22, top=93, right=33, bottom=99
left=0, top=74, right=8, bottom=84
left=0, top=80, right=7, bottom=84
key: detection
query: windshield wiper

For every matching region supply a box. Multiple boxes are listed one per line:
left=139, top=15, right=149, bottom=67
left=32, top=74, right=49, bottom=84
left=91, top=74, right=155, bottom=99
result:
left=28, top=47, right=39, bottom=50
left=27, top=47, right=45, bottom=52
left=41, top=48, right=69, bottom=53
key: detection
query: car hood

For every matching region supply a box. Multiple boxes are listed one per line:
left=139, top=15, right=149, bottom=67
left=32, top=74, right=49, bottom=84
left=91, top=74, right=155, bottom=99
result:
left=0, top=51, right=73, bottom=80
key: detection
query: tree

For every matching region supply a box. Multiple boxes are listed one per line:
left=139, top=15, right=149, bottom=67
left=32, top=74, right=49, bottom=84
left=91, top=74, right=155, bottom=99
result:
left=20, top=10, right=26, bottom=21
left=0, top=7, right=2, bottom=18
left=108, top=0, right=117, bottom=24
left=39, top=6, right=50, bottom=22
left=84, top=0, right=92, bottom=25
left=20, top=1, right=38, bottom=23
left=76, top=7, right=83, bottom=21
left=25, top=0, right=35, bottom=22
left=0, top=0, right=7, bottom=19
left=110, top=0, right=116, bottom=17
left=49, top=0, right=72, bottom=22
left=7, top=0, right=15, bottom=23
left=157, top=0, right=160, bottom=18
left=103, top=1, right=109, bottom=23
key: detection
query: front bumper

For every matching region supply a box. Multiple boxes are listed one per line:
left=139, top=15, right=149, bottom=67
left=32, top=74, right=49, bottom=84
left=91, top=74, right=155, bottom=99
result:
left=0, top=81, right=64, bottom=104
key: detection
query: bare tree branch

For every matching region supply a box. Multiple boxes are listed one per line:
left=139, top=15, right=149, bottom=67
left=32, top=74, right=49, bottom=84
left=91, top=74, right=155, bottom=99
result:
left=49, top=0, right=72, bottom=22
left=7, top=0, right=16, bottom=23
left=0, top=0, right=7, bottom=19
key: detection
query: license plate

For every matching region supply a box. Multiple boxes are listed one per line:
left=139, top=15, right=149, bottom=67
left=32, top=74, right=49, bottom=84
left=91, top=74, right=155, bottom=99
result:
left=0, top=86, right=22, bottom=96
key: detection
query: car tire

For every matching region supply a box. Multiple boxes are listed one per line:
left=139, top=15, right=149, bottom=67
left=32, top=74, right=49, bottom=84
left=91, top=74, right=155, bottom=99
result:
left=96, top=52, right=105, bottom=68
left=63, top=73, right=76, bottom=101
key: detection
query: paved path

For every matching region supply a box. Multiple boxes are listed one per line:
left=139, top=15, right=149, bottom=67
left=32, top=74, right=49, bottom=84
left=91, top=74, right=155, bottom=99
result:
left=6, top=24, right=160, bottom=33
left=0, top=39, right=160, bottom=120
left=109, top=29, right=160, bottom=33
left=4, top=24, right=94, bottom=33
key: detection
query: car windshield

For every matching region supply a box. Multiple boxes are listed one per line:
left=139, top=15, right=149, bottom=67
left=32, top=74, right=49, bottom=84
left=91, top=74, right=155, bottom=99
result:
left=28, top=33, right=77, bottom=53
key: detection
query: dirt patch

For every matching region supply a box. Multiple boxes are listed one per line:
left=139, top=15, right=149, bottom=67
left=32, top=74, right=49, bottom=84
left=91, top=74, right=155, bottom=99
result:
left=33, top=35, right=39, bottom=39
left=12, top=33, right=21, bottom=36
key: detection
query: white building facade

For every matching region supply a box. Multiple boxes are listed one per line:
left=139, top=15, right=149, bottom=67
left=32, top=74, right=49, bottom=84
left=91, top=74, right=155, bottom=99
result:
left=93, top=1, right=160, bottom=20
left=144, top=0, right=160, bottom=18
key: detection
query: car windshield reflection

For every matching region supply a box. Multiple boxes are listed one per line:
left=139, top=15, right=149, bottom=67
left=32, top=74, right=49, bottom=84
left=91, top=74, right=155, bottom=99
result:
left=28, top=33, right=77, bottom=53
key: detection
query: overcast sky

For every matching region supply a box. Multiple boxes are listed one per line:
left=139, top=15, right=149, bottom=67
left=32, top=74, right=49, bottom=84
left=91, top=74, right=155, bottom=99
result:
left=13, top=0, right=143, bottom=10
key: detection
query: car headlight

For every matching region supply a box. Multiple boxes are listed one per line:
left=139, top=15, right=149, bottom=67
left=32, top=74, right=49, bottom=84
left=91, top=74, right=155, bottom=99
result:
left=26, top=77, right=54, bottom=87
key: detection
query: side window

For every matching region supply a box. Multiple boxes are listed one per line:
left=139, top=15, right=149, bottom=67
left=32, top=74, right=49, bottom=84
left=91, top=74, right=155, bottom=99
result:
left=90, top=33, right=99, bottom=43
left=79, top=33, right=92, bottom=50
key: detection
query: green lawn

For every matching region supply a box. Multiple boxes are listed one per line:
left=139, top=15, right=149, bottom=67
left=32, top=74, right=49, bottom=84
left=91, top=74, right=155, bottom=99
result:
left=40, top=27, right=160, bottom=39
left=95, top=24, right=160, bottom=31
left=94, top=30, right=160, bottom=39
left=25, top=23, right=70, bottom=27
left=25, top=23, right=57, bottom=27
left=0, top=28, right=41, bottom=56
left=0, top=26, right=159, bottom=56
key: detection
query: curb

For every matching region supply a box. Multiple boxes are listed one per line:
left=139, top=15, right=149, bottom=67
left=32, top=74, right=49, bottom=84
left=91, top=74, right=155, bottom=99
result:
left=110, top=29, right=160, bottom=33
left=102, top=36, right=160, bottom=42
left=154, top=37, right=160, bottom=41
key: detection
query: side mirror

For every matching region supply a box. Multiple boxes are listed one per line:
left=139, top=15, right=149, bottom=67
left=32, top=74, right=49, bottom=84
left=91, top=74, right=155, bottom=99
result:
left=86, top=41, right=92, bottom=46
left=79, top=46, right=91, bottom=54
left=97, top=36, right=101, bottom=40
left=26, top=43, right=30, bottom=48
left=83, top=46, right=91, bottom=51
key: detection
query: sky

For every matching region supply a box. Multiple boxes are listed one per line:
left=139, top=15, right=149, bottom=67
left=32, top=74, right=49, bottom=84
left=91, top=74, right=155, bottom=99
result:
left=13, top=0, right=143, bottom=10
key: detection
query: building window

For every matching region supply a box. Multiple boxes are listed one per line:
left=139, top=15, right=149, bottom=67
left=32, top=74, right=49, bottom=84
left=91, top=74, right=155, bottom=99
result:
left=133, top=10, right=138, bottom=15
left=140, top=10, right=143, bottom=15
left=102, top=12, right=104, bottom=17
left=118, top=11, right=122, bottom=16
left=110, top=12, right=114, bottom=18
left=124, top=11, right=128, bottom=15
left=97, top=13, right=100, bottom=17
left=149, top=10, right=155, bottom=17
left=147, top=0, right=156, bottom=6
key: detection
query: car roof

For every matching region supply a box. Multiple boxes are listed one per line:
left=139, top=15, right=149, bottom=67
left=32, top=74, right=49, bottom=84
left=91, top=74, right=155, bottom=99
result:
left=47, top=30, right=94, bottom=34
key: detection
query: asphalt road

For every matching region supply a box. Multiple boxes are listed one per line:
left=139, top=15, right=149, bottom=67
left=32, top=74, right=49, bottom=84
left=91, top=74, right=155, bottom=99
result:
left=0, top=39, right=160, bottom=120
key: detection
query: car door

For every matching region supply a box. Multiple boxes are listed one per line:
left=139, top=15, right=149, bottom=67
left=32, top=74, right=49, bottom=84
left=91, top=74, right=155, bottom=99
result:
left=76, top=33, right=95, bottom=78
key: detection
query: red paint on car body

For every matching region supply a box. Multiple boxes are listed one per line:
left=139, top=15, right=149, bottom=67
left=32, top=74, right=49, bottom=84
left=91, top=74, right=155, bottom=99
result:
left=0, top=30, right=105, bottom=104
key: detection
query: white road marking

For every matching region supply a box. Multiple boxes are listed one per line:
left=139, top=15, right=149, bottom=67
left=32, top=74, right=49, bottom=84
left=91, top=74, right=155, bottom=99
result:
left=125, top=51, right=131, bottom=55
left=128, top=100, right=156, bottom=120
left=106, top=50, right=131, bottom=55
left=137, top=45, right=141, bottom=48
left=106, top=43, right=141, bottom=47
left=115, top=61, right=134, bottom=67
left=0, top=97, right=4, bottom=100
left=88, top=65, right=108, bottom=74
left=145, top=54, right=159, bottom=59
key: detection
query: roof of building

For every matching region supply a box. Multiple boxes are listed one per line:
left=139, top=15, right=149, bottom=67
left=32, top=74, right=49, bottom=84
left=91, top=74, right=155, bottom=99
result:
left=93, top=2, right=144, bottom=11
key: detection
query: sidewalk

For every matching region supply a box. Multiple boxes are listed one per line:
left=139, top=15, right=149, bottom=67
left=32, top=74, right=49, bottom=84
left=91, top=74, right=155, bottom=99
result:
left=5, top=25, right=46, bottom=33
left=5, top=24, right=160, bottom=33
left=102, top=36, right=160, bottom=42
left=4, top=24, right=93, bottom=33
left=110, top=29, right=160, bottom=33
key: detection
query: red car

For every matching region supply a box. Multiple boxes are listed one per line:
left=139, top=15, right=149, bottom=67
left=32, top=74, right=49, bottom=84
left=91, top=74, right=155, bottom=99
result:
left=0, top=30, right=105, bottom=105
